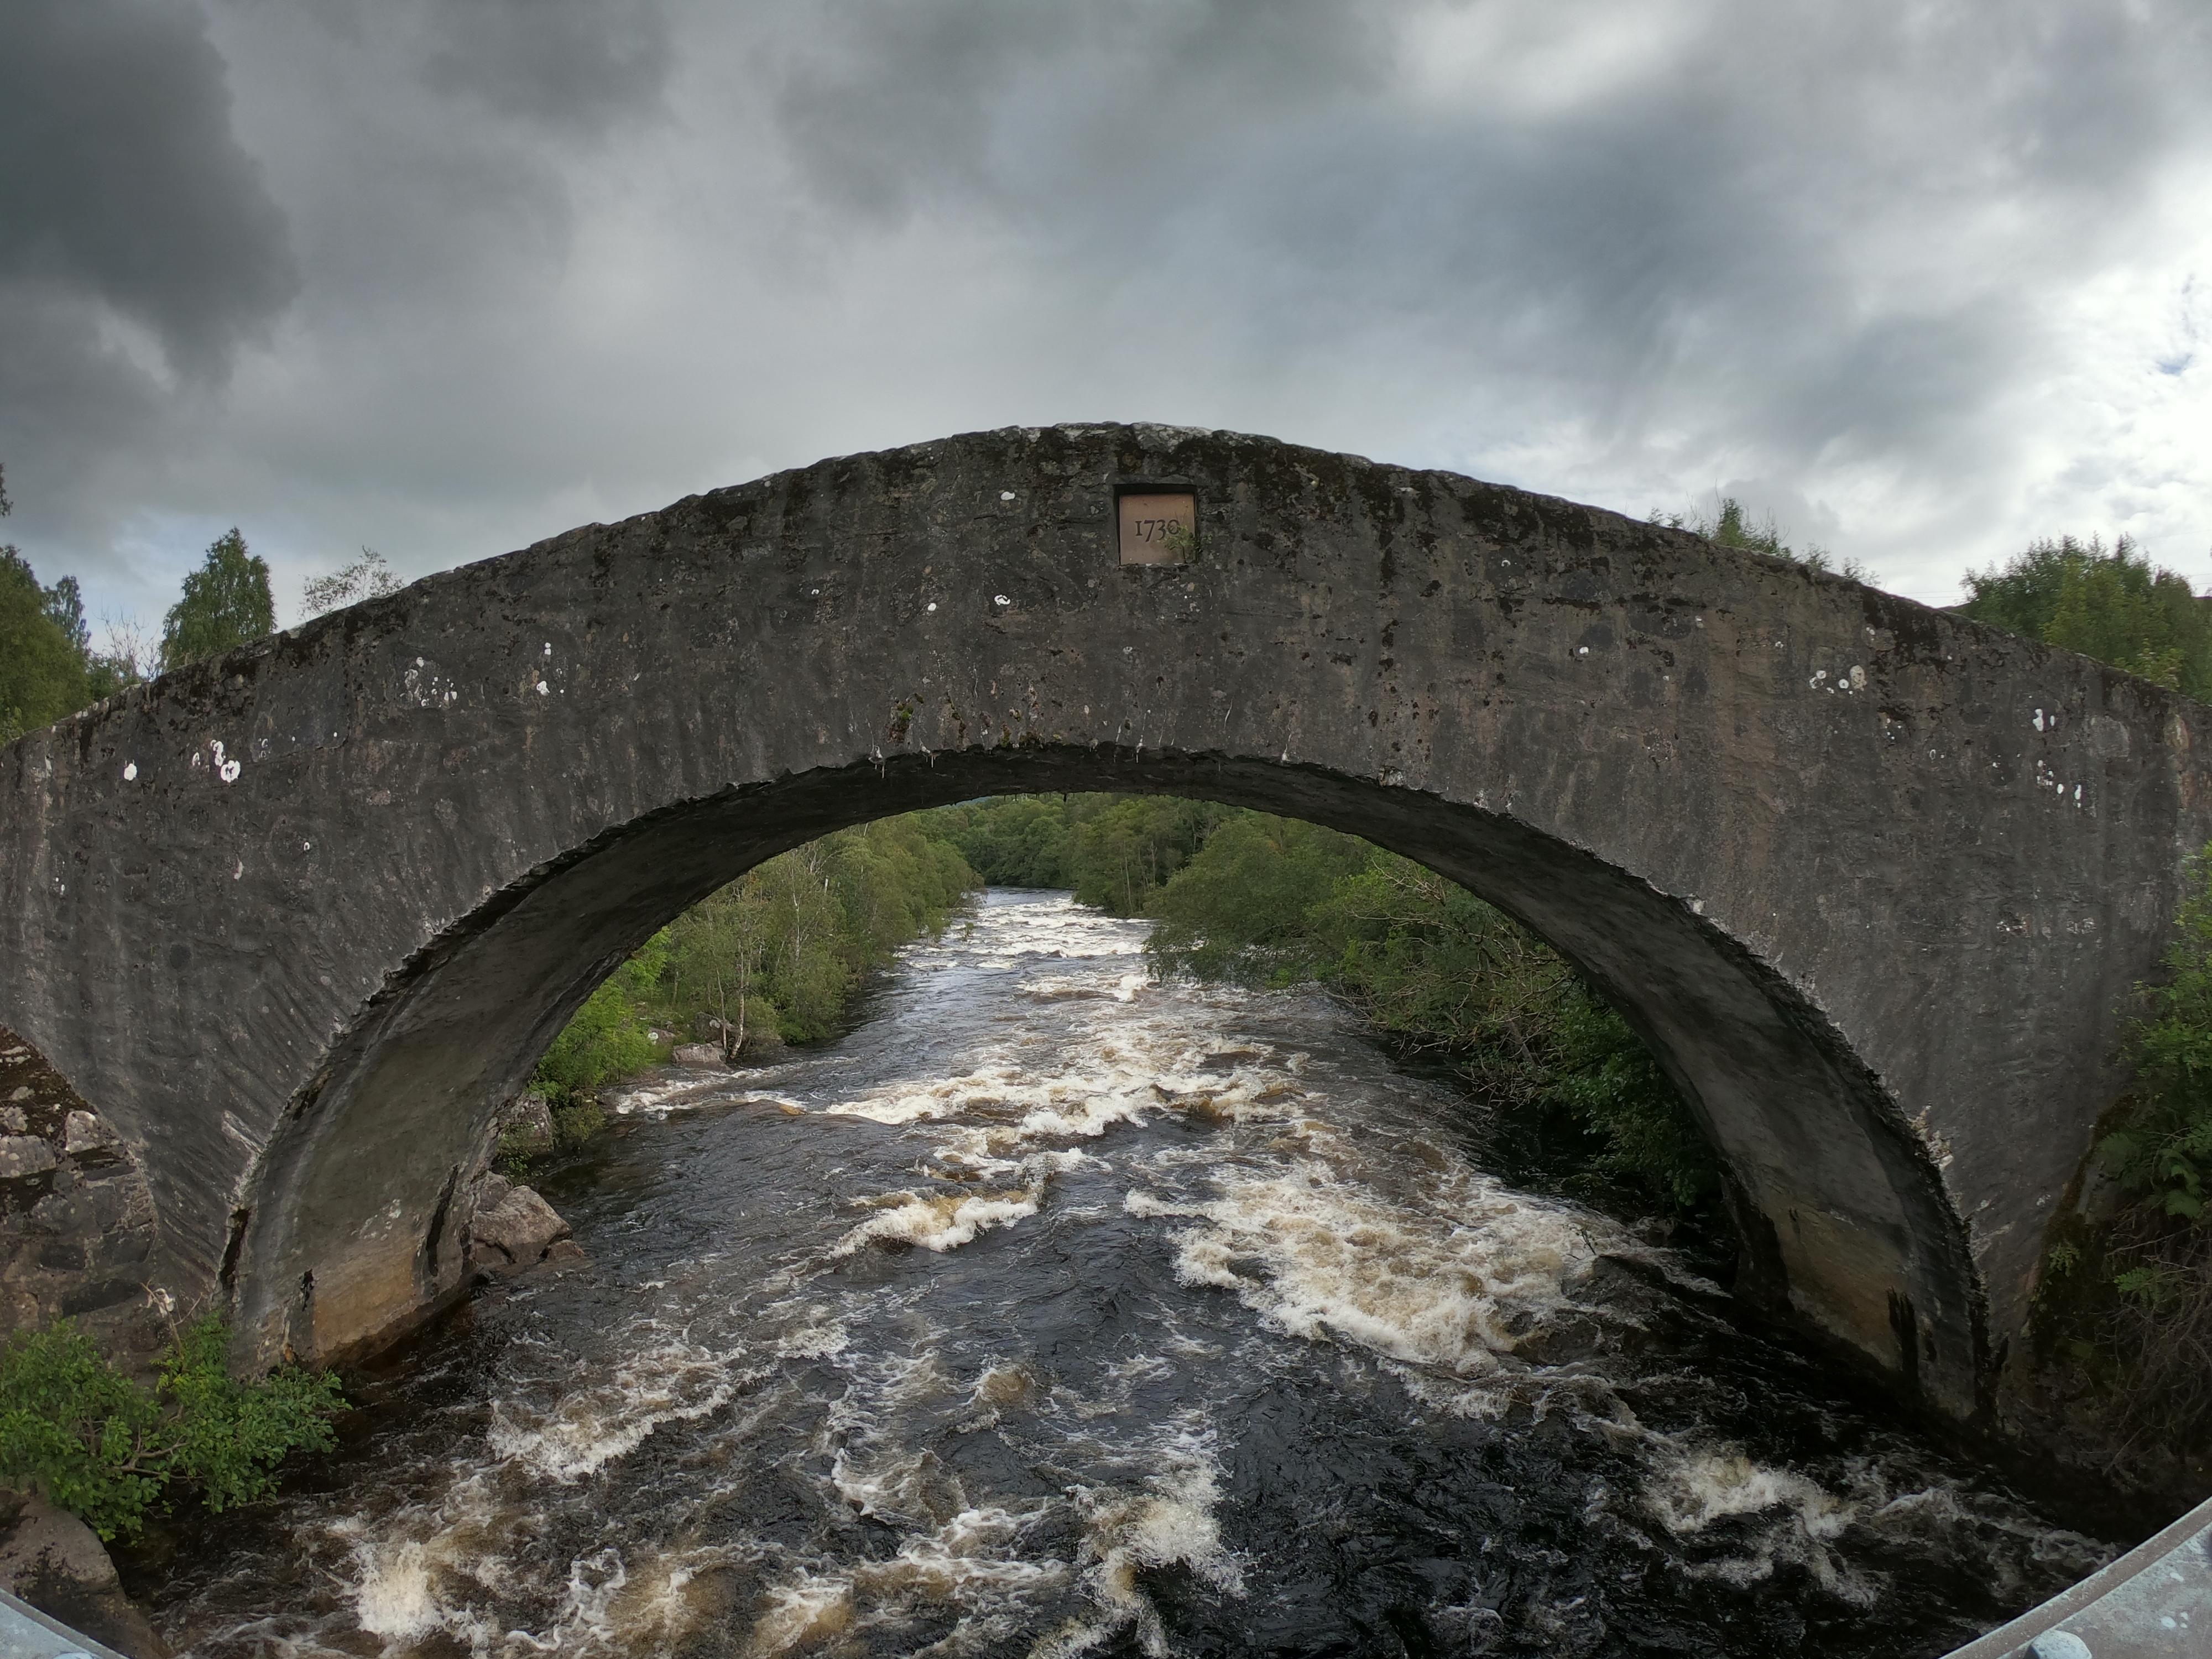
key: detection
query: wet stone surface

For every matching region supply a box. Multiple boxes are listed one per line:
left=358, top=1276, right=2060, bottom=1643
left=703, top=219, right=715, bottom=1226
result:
left=140, top=895, right=2125, bottom=1658
left=0, top=1027, right=163, bottom=1368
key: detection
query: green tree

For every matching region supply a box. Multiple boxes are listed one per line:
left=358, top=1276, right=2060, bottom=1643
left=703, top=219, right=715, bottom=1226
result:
left=0, top=468, right=93, bottom=743
left=1066, top=796, right=1226, bottom=915
left=302, top=547, right=402, bottom=619
left=1961, top=535, right=2212, bottom=698
left=527, top=813, right=981, bottom=1113
left=666, top=880, right=778, bottom=1056
left=161, top=528, right=274, bottom=672
left=936, top=795, right=1080, bottom=888
left=1145, top=813, right=1372, bottom=983
left=2099, top=851, right=2212, bottom=1222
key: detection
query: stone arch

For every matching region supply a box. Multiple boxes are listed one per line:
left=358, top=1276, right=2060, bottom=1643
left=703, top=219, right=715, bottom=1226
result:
left=3, top=424, right=2204, bottom=1428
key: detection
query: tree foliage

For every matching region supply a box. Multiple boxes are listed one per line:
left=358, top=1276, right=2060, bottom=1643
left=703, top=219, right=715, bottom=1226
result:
left=1651, top=495, right=1869, bottom=581
left=936, top=794, right=1227, bottom=914
left=302, top=547, right=403, bottom=619
left=161, top=528, right=274, bottom=672
left=0, top=1317, right=345, bottom=1541
left=0, top=467, right=92, bottom=744
left=1143, top=806, right=1719, bottom=1209
left=529, top=813, right=979, bottom=1107
left=2100, top=852, right=2212, bottom=1221
left=1961, top=535, right=2212, bottom=698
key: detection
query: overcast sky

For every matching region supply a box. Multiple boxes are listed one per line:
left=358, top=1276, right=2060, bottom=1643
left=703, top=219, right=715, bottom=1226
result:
left=3, top=0, right=2208, bottom=639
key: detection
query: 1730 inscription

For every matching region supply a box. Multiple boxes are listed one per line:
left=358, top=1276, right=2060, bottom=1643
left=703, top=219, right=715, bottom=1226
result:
left=1117, top=492, right=1196, bottom=565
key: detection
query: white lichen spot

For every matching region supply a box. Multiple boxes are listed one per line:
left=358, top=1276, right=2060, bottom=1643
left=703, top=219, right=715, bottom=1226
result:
left=1000, top=490, right=1016, bottom=501
left=535, top=680, right=550, bottom=696
left=211, top=739, right=242, bottom=784
left=994, top=594, right=1010, bottom=606
left=2032, top=708, right=2045, bottom=732
left=542, top=642, right=552, bottom=656
left=1848, top=664, right=1866, bottom=691
left=122, top=761, right=136, bottom=781
left=1808, top=668, right=1828, bottom=689
left=1577, top=645, right=1590, bottom=656
left=232, top=860, right=243, bottom=881
left=2074, top=783, right=2084, bottom=805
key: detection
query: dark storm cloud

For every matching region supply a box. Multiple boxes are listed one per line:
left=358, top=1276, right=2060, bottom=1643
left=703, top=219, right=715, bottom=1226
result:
left=2, top=0, right=2207, bottom=624
left=0, top=0, right=298, bottom=581
left=418, top=0, right=674, bottom=135
left=0, top=0, right=296, bottom=375
left=759, top=0, right=2202, bottom=492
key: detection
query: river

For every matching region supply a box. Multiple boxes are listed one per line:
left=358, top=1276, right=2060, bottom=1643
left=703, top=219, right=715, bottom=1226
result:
left=144, top=889, right=2122, bottom=1658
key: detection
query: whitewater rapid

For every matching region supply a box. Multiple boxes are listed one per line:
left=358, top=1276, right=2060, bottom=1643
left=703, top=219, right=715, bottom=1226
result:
left=146, top=891, right=2115, bottom=1658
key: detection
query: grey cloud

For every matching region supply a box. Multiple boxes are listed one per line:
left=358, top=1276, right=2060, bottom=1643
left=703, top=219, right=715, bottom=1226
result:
left=418, top=0, right=674, bottom=134
left=6, top=0, right=2210, bottom=626
left=774, top=0, right=1390, bottom=219
left=757, top=0, right=2206, bottom=503
left=0, top=0, right=296, bottom=377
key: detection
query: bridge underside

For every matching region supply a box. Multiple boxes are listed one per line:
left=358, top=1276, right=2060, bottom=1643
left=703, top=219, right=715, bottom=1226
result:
left=238, top=748, right=1975, bottom=1408
left=2, top=422, right=2202, bottom=1439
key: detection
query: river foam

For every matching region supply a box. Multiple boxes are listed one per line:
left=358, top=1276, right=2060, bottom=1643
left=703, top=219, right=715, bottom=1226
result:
left=148, top=889, right=2119, bottom=1659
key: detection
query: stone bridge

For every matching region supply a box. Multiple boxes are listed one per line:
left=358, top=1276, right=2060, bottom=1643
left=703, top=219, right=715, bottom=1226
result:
left=2, top=424, right=2204, bottom=1432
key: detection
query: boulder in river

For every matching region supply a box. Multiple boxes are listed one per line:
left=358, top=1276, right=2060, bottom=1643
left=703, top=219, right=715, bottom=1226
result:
left=467, top=1175, right=578, bottom=1278
left=671, top=1042, right=726, bottom=1067
left=0, top=1490, right=166, bottom=1657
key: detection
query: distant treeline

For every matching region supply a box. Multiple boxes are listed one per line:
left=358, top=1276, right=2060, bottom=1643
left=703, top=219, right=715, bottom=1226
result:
left=532, top=790, right=1721, bottom=1214
left=531, top=815, right=980, bottom=1100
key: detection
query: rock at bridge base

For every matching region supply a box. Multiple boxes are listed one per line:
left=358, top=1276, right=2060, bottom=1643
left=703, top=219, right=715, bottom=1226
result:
left=0, top=1491, right=166, bottom=1658
left=497, top=1092, right=555, bottom=1151
left=0, top=1028, right=165, bottom=1375
left=467, top=1176, right=578, bottom=1279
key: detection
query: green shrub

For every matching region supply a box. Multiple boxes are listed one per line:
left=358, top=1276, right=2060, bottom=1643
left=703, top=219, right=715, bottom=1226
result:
left=0, top=1317, right=345, bottom=1540
left=534, top=977, right=659, bottom=1102
left=2030, top=847, right=2212, bottom=1464
left=2099, top=852, right=2212, bottom=1219
left=1146, top=810, right=1720, bottom=1211
left=1540, top=988, right=1719, bottom=1209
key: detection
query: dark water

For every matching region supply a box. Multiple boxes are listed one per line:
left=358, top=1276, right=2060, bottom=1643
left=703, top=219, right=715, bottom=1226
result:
left=145, top=890, right=2120, bottom=1658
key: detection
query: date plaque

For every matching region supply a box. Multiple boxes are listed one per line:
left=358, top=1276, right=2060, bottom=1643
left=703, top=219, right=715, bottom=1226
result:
left=1118, top=491, right=1196, bottom=565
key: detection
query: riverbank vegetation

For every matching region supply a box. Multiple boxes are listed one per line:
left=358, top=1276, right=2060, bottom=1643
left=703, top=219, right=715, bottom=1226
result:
left=951, top=796, right=1720, bottom=1212
left=519, top=815, right=979, bottom=1120
left=0, top=1317, right=345, bottom=1541
left=1951, top=533, right=2212, bottom=1474
left=2035, top=852, right=2212, bottom=1467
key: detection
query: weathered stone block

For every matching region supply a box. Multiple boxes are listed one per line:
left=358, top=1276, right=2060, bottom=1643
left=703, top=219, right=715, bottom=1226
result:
left=0, top=1138, right=56, bottom=1182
